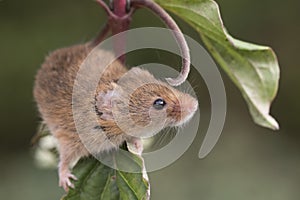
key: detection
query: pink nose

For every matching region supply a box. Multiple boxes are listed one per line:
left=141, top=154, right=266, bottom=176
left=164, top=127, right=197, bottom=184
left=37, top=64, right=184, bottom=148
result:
left=180, top=96, right=198, bottom=115
left=187, top=98, right=198, bottom=113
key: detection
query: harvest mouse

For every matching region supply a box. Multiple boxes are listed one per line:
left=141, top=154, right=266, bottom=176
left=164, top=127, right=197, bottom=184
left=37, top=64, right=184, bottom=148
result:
left=33, top=43, right=198, bottom=191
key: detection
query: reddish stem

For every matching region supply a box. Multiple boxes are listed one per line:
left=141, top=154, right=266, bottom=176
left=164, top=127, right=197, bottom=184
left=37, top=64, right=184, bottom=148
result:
left=110, top=0, right=131, bottom=64
left=96, top=0, right=132, bottom=64
left=95, top=0, right=191, bottom=86
left=113, top=0, right=127, bottom=16
left=131, top=0, right=190, bottom=86
left=96, top=0, right=112, bottom=15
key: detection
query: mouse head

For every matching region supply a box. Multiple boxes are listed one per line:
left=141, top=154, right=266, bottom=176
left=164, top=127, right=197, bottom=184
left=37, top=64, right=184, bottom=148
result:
left=97, top=67, right=198, bottom=138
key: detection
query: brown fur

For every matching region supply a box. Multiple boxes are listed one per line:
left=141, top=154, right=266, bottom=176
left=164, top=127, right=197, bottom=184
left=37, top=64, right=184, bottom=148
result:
left=33, top=43, right=198, bottom=191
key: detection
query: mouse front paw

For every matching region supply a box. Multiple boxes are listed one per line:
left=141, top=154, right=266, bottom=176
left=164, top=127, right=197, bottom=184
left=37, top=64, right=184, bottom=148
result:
left=59, top=171, right=78, bottom=192
left=127, top=137, right=144, bottom=155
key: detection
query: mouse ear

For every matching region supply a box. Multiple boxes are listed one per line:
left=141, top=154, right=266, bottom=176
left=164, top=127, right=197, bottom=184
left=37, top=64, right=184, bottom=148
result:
left=96, top=91, right=114, bottom=120
left=131, top=0, right=191, bottom=86
left=96, top=83, right=119, bottom=120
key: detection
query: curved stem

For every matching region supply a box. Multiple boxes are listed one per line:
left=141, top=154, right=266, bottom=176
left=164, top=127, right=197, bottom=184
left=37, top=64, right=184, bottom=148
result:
left=131, top=0, right=190, bottom=86
left=96, top=0, right=114, bottom=16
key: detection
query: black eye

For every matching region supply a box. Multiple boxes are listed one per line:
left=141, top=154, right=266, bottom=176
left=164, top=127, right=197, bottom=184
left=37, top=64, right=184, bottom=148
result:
left=153, top=98, right=166, bottom=110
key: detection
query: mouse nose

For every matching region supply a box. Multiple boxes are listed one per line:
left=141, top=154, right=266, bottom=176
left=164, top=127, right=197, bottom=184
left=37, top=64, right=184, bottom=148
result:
left=171, top=95, right=198, bottom=126
left=177, top=95, right=198, bottom=119
left=184, top=96, right=198, bottom=114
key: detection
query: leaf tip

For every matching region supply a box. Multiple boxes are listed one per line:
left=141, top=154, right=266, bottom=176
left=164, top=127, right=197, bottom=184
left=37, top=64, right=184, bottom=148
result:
left=266, top=115, right=280, bottom=130
left=256, top=114, right=280, bottom=131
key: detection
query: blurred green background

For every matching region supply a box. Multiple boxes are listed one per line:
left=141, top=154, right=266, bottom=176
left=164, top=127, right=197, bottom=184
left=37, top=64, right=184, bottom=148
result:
left=0, top=0, right=299, bottom=199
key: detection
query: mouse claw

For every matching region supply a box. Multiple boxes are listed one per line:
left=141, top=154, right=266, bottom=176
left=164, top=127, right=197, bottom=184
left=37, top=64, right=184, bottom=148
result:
left=59, top=172, right=77, bottom=192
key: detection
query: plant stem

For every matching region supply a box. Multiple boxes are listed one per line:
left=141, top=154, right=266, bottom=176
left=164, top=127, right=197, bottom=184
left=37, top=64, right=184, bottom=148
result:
left=110, top=0, right=132, bottom=64
left=95, top=0, right=133, bottom=64
left=113, top=0, right=127, bottom=16
left=131, top=0, right=190, bottom=86
left=94, top=0, right=190, bottom=86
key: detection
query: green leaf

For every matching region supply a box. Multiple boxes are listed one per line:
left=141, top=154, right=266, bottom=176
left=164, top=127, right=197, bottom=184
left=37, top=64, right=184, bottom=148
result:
left=31, top=126, right=149, bottom=199
left=155, top=0, right=280, bottom=129
left=62, top=153, right=149, bottom=200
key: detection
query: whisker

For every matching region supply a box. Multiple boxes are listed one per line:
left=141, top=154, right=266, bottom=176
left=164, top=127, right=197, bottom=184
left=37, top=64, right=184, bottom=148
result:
left=149, top=127, right=177, bottom=150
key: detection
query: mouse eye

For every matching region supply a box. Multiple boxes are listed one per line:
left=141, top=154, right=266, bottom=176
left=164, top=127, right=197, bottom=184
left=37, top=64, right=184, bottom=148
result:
left=153, top=98, right=166, bottom=110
